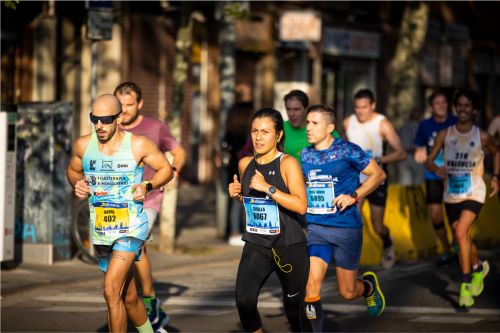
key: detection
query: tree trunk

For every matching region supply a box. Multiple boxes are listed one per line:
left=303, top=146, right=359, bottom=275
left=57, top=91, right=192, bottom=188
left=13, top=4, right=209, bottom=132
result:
left=386, top=3, right=429, bottom=128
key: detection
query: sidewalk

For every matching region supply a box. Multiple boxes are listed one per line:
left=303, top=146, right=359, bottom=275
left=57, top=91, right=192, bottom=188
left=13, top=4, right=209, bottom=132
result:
left=1, top=183, right=243, bottom=296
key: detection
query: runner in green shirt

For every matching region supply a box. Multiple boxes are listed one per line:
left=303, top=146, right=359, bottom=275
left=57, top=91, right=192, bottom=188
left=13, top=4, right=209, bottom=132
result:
left=283, top=90, right=339, bottom=163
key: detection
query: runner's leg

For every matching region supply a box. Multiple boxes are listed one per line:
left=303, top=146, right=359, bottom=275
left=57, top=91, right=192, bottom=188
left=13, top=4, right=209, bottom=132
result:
left=103, top=250, right=140, bottom=332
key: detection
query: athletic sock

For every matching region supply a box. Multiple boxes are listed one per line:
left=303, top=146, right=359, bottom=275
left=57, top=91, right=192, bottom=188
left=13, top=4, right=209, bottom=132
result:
left=136, top=319, right=153, bottom=333
left=472, top=260, right=483, bottom=272
left=462, top=273, right=472, bottom=283
left=305, top=296, right=323, bottom=333
left=381, top=230, right=392, bottom=249
left=360, top=279, right=373, bottom=297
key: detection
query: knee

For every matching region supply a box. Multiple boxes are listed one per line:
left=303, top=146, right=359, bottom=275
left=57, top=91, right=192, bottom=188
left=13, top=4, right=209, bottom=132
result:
left=338, top=285, right=356, bottom=301
left=235, top=291, right=257, bottom=312
left=124, top=289, right=139, bottom=309
left=103, top=280, right=121, bottom=305
left=454, top=226, right=469, bottom=243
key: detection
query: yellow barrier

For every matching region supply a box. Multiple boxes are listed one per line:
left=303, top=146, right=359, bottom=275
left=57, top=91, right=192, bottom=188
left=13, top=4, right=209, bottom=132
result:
left=360, top=183, right=500, bottom=265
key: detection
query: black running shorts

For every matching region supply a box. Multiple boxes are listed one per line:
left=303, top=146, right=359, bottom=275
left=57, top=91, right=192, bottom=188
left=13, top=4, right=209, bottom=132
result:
left=444, top=200, right=483, bottom=224
left=425, top=179, right=444, bottom=204
left=366, top=181, right=388, bottom=207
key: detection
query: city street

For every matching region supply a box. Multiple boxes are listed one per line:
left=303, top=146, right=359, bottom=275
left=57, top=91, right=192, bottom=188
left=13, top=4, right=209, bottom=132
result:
left=2, top=248, right=499, bottom=332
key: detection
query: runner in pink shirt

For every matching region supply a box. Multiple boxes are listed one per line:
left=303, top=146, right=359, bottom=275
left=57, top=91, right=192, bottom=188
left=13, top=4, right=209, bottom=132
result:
left=115, top=82, right=186, bottom=331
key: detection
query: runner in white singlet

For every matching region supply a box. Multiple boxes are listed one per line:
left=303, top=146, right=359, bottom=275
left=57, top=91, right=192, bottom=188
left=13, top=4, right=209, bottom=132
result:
left=344, top=89, right=407, bottom=269
left=426, top=90, right=499, bottom=308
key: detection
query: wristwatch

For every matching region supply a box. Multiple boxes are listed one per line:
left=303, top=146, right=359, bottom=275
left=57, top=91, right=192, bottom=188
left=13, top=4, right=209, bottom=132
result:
left=143, top=181, right=153, bottom=193
left=267, top=186, right=277, bottom=197
left=349, top=191, right=359, bottom=204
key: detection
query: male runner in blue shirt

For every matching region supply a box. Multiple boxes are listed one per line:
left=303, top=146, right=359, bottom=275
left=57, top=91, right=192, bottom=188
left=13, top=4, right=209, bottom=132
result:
left=301, top=105, right=386, bottom=332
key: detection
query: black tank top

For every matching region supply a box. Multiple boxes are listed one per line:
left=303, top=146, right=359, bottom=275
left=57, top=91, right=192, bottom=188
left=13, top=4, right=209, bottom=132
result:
left=241, top=155, right=306, bottom=248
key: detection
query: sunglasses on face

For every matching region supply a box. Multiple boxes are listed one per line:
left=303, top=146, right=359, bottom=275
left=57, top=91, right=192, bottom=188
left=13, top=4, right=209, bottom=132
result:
left=89, top=112, right=121, bottom=125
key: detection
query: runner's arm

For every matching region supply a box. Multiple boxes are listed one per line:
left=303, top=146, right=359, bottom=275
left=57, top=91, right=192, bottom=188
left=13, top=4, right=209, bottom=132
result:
left=480, top=130, right=500, bottom=197
left=380, top=119, right=407, bottom=163
left=424, top=129, right=447, bottom=177
left=66, top=136, right=91, bottom=199
left=356, top=160, right=386, bottom=199
left=228, top=156, right=252, bottom=203
left=272, top=155, right=307, bottom=214
left=134, top=135, right=173, bottom=191
left=169, top=145, right=187, bottom=173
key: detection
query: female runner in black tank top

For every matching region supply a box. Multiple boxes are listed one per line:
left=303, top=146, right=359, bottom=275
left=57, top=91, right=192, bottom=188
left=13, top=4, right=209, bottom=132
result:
left=228, top=108, right=311, bottom=332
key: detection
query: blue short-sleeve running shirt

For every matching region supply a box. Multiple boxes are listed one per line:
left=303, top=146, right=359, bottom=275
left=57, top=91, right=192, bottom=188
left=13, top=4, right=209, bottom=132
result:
left=414, top=114, right=457, bottom=180
left=301, top=138, right=370, bottom=228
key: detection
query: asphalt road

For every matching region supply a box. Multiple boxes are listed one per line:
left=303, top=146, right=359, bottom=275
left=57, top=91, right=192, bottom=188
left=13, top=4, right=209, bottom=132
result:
left=2, top=250, right=500, bottom=332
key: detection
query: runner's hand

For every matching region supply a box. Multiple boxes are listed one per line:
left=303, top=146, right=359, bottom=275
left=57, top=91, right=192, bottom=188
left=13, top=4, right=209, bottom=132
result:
left=333, top=194, right=356, bottom=212
left=490, top=177, right=499, bottom=198
left=250, top=170, right=268, bottom=193
left=435, top=166, right=447, bottom=178
left=75, top=178, right=91, bottom=199
left=414, top=147, right=427, bottom=164
left=228, top=174, right=242, bottom=200
left=131, top=183, right=146, bottom=202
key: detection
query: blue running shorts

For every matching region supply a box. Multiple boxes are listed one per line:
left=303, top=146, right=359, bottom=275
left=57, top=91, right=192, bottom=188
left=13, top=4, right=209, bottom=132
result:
left=94, top=237, right=144, bottom=272
left=307, top=223, right=362, bottom=270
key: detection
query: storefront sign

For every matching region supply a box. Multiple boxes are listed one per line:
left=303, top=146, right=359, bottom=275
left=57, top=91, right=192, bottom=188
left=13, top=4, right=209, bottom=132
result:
left=279, top=11, right=321, bottom=42
left=323, top=27, right=380, bottom=59
left=235, top=13, right=273, bottom=53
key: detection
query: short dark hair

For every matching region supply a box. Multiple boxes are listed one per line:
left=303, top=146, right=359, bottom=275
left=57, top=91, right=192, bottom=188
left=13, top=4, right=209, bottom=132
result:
left=252, top=108, right=285, bottom=152
left=114, top=82, right=142, bottom=102
left=284, top=90, right=309, bottom=108
left=428, top=89, right=447, bottom=106
left=453, top=89, right=481, bottom=110
left=306, top=104, right=336, bottom=125
left=354, top=89, right=375, bottom=103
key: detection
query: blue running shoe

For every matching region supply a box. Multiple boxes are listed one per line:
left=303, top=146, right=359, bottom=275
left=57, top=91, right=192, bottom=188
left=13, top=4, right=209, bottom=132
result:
left=143, top=296, right=160, bottom=325
left=152, top=309, right=170, bottom=332
left=362, top=271, right=385, bottom=316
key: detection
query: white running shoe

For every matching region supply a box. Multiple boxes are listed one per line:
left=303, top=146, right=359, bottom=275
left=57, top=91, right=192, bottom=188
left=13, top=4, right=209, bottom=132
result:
left=381, top=245, right=396, bottom=269
left=155, top=327, right=168, bottom=333
left=228, top=235, right=245, bottom=247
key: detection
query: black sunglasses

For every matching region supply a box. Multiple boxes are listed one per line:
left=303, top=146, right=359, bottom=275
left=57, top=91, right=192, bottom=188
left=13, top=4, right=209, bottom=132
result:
left=89, top=112, right=121, bottom=125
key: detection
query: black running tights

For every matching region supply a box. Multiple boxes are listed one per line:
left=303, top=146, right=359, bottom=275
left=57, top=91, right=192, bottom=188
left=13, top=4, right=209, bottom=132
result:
left=235, top=242, right=311, bottom=332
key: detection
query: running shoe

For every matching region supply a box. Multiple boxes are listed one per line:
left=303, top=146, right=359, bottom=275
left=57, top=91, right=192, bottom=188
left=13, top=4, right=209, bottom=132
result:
left=471, top=260, right=490, bottom=297
left=152, top=309, right=170, bottom=332
left=362, top=271, right=385, bottom=316
left=380, top=245, right=396, bottom=269
left=143, top=296, right=161, bottom=325
left=155, top=327, right=168, bottom=333
left=305, top=303, right=317, bottom=320
left=459, top=282, right=474, bottom=307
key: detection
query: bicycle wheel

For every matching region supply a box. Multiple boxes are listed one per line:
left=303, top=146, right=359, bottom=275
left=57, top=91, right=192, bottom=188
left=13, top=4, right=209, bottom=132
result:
left=71, top=199, right=97, bottom=264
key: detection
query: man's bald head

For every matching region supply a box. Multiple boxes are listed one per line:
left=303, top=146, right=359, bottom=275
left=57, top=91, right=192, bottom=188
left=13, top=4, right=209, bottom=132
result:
left=92, top=94, right=122, bottom=116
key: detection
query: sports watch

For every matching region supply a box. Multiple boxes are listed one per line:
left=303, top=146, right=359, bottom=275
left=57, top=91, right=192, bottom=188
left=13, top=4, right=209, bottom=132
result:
left=349, top=191, right=359, bottom=204
left=267, top=186, right=277, bottom=197
left=143, top=181, right=153, bottom=193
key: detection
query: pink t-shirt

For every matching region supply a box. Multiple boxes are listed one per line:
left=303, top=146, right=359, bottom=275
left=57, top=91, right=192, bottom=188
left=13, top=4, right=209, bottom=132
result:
left=124, top=116, right=178, bottom=212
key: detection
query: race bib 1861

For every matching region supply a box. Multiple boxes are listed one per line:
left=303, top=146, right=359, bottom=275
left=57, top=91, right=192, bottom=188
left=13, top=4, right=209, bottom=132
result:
left=243, top=197, right=280, bottom=235
left=306, top=182, right=336, bottom=214
left=93, top=202, right=130, bottom=235
left=447, top=173, right=472, bottom=196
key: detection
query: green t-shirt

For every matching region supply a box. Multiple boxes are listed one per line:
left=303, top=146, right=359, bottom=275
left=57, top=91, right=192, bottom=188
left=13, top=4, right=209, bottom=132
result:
left=283, top=120, right=340, bottom=163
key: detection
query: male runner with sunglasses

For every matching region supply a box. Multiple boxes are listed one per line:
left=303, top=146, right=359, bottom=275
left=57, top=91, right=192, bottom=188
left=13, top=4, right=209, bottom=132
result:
left=67, top=94, right=173, bottom=333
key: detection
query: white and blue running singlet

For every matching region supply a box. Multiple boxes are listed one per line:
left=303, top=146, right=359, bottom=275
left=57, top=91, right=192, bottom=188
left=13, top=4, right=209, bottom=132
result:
left=82, top=132, right=148, bottom=245
left=301, top=138, right=371, bottom=228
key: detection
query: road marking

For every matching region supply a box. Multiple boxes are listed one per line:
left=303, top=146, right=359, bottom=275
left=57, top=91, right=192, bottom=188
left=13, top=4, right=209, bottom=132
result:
left=34, top=295, right=500, bottom=316
left=410, top=316, right=483, bottom=324
left=39, top=306, right=107, bottom=312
